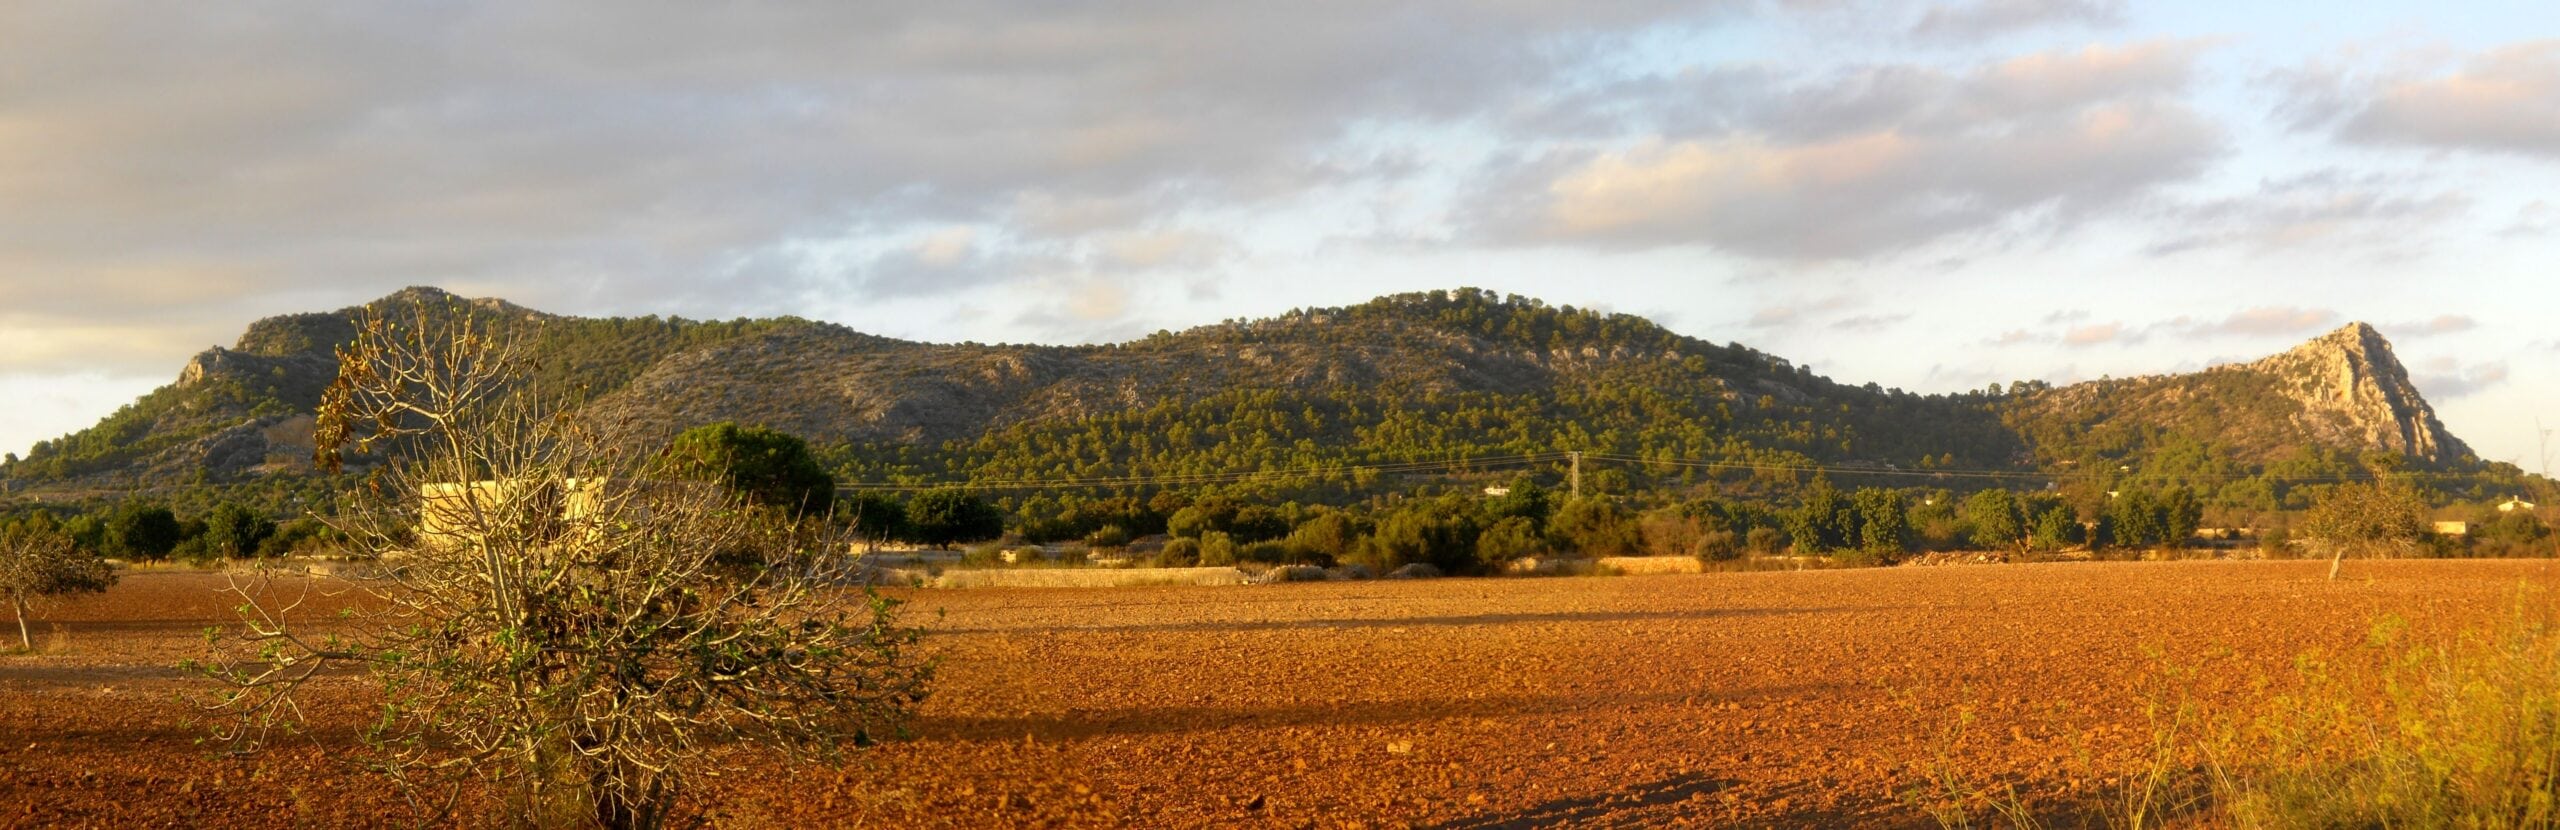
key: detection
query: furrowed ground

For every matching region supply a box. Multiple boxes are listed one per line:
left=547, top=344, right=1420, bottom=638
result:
left=3, top=559, right=2555, bottom=828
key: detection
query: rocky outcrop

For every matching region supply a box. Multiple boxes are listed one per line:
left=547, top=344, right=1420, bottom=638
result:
left=2239, top=323, right=2472, bottom=463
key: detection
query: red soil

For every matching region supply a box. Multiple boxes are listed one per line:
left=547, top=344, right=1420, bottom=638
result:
left=3, top=559, right=2554, bottom=828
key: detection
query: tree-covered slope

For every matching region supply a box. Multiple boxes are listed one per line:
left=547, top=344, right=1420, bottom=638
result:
left=0, top=287, right=2517, bottom=513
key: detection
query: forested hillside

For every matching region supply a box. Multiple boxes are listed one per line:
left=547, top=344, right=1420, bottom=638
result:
left=1, top=287, right=2537, bottom=525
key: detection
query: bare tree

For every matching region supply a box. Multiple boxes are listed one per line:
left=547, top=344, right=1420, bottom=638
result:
left=0, top=519, right=115, bottom=649
left=194, top=299, right=931, bottom=829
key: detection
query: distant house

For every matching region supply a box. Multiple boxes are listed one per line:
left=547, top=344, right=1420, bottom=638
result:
left=416, top=477, right=700, bottom=551
left=417, top=478, right=610, bottom=550
left=1483, top=486, right=1513, bottom=497
left=2432, top=521, right=2470, bottom=537
left=2500, top=497, right=2539, bottom=513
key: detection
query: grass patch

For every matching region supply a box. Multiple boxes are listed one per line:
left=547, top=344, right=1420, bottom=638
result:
left=1908, top=587, right=2560, bottom=828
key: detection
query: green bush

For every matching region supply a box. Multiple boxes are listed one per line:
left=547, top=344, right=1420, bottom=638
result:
left=1696, top=530, right=1742, bottom=561
left=1744, top=526, right=1785, bottom=555
left=1475, top=516, right=1545, bottom=563
left=1239, top=540, right=1293, bottom=565
left=1197, top=531, right=1238, bottom=567
left=1157, top=537, right=1201, bottom=567
left=1084, top=524, right=1132, bottom=550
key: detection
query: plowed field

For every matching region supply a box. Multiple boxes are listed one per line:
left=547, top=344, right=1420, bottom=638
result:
left=4, top=559, right=2555, bottom=828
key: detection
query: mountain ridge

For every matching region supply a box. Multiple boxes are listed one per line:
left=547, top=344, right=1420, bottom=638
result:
left=0, top=287, right=2513, bottom=509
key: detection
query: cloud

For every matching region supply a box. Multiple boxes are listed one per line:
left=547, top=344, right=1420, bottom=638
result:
left=2286, top=41, right=2560, bottom=159
left=2500, top=201, right=2560, bottom=238
left=1989, top=329, right=2039, bottom=347
left=2193, top=306, right=2339, bottom=337
left=1744, top=295, right=1859, bottom=329
left=2148, top=171, right=2468, bottom=255
left=1830, top=313, right=1912, bottom=333
left=2064, top=322, right=2136, bottom=347
left=1909, top=0, right=2125, bottom=43
left=2413, top=357, right=2510, bottom=400
left=1995, top=306, right=2343, bottom=351
left=1475, top=40, right=2224, bottom=259
left=2385, top=315, right=2478, bottom=339
left=1923, top=362, right=2018, bottom=390
left=0, top=1, right=1741, bottom=373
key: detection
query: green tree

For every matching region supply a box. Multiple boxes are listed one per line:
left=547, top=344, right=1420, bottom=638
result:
left=1548, top=497, right=1639, bottom=557
left=1285, top=512, right=1362, bottom=561
left=1961, top=489, right=2024, bottom=551
left=2101, top=489, right=2167, bottom=549
left=838, top=492, right=909, bottom=548
left=660, top=422, right=837, bottom=516
left=1784, top=477, right=1854, bottom=554
left=201, top=503, right=277, bottom=560
left=103, top=503, right=181, bottom=561
left=2160, top=487, right=2203, bottom=545
left=1850, top=488, right=1909, bottom=559
left=904, top=488, right=1005, bottom=547
left=2027, top=504, right=2084, bottom=552
left=1366, top=498, right=1484, bottom=573
left=1484, top=480, right=1554, bottom=532
left=1196, top=531, right=1239, bottom=567
left=1475, top=516, right=1546, bottom=562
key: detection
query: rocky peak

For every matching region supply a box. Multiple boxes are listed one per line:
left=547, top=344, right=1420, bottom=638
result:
left=2243, top=322, right=2470, bottom=462
left=176, top=346, right=235, bottom=388
left=376, top=285, right=539, bottom=317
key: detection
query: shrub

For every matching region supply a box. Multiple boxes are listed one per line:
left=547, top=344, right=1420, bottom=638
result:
left=1696, top=530, right=1742, bottom=561
left=906, top=488, right=1005, bottom=547
left=196, top=300, right=931, bottom=829
left=1239, top=540, right=1293, bottom=565
left=1745, top=526, right=1785, bottom=556
left=1475, top=516, right=1546, bottom=563
left=1549, top=497, right=1639, bottom=557
left=1285, top=512, right=1361, bottom=561
left=1197, top=531, right=1239, bottom=567
left=1084, top=524, right=1132, bottom=550
left=1157, top=537, right=1202, bottom=567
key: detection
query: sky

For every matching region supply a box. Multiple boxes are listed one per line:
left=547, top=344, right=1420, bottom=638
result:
left=3, top=1, right=2559, bottom=469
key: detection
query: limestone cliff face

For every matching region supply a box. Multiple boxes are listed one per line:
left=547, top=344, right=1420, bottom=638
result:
left=2240, top=322, right=2472, bottom=463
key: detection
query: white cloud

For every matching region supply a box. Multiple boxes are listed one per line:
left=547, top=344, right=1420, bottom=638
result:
left=2285, top=41, right=2560, bottom=159
left=2063, top=322, right=2135, bottom=347
left=2195, top=307, right=2340, bottom=337
left=1476, top=40, right=2223, bottom=259
left=2148, top=171, right=2469, bottom=255
left=2385, top=315, right=2478, bottom=339
left=1909, top=0, right=2124, bottom=42
left=2413, top=357, right=2510, bottom=400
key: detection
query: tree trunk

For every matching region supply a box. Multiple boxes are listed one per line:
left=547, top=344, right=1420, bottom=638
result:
left=2328, top=548, right=2344, bottom=581
left=12, top=594, right=28, bottom=650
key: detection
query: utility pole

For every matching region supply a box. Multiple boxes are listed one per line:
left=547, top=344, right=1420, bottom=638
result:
left=1569, top=451, right=1582, bottom=500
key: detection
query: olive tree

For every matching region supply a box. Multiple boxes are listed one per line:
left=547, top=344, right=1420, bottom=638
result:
left=193, top=299, right=930, bottom=829
left=2300, top=481, right=2427, bottom=580
left=0, top=518, right=115, bottom=649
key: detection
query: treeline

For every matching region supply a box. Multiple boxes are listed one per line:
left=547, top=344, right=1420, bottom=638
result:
left=0, top=500, right=342, bottom=564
